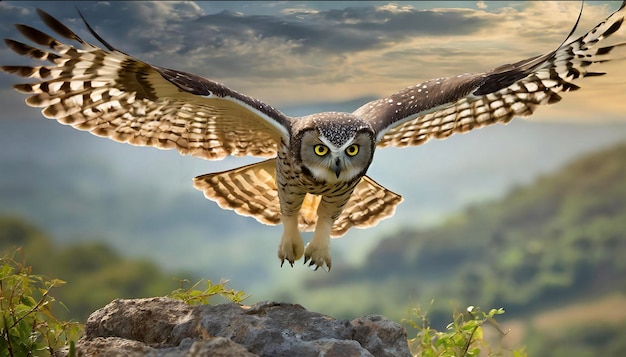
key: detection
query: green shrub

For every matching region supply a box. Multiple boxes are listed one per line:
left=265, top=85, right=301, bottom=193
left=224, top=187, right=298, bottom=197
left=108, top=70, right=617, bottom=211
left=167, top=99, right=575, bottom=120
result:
left=0, top=249, right=83, bottom=357
left=167, top=278, right=249, bottom=306
left=404, top=305, right=526, bottom=357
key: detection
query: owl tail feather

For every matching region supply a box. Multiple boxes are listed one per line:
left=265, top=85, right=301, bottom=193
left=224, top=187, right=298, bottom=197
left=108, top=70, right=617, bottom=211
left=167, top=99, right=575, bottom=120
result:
left=193, top=159, right=403, bottom=237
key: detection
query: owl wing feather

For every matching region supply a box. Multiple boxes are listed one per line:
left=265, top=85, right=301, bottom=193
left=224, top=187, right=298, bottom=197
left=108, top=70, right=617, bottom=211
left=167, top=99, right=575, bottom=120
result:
left=1, top=8, right=291, bottom=161
left=193, top=159, right=402, bottom=237
left=301, top=176, right=403, bottom=237
left=193, top=159, right=282, bottom=226
left=355, top=1, right=626, bottom=148
left=330, top=176, right=403, bottom=238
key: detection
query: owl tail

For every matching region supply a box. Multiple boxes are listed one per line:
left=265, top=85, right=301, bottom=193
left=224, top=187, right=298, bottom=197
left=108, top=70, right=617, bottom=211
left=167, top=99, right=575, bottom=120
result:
left=193, top=159, right=403, bottom=237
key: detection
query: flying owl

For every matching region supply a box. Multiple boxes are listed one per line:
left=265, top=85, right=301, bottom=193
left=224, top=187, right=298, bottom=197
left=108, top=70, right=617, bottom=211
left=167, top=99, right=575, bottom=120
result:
left=2, top=3, right=625, bottom=271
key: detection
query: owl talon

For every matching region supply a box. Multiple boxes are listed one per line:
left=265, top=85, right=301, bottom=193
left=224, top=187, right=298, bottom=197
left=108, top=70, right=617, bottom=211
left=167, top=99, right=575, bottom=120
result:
left=308, top=260, right=322, bottom=272
left=280, top=259, right=295, bottom=268
left=277, top=229, right=304, bottom=268
left=302, top=256, right=329, bottom=271
left=306, top=259, right=330, bottom=272
left=279, top=256, right=297, bottom=268
left=303, top=243, right=332, bottom=272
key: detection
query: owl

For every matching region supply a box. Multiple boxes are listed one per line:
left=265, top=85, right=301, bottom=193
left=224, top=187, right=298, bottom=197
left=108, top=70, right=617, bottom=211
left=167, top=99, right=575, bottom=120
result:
left=2, top=3, right=625, bottom=271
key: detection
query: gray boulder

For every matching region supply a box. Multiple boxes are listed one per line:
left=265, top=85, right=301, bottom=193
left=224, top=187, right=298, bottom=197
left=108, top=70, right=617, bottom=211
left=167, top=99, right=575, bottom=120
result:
left=56, top=297, right=411, bottom=357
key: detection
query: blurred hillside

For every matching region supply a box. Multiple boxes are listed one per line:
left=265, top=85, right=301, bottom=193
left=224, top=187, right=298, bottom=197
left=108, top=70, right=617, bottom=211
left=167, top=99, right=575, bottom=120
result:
left=2, top=138, right=625, bottom=355
left=0, top=216, right=183, bottom=322
left=291, top=140, right=626, bottom=356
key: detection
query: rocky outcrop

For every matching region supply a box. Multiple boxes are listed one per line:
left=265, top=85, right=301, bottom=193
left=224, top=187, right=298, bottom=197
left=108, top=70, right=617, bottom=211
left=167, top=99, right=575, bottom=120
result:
left=56, top=297, right=411, bottom=357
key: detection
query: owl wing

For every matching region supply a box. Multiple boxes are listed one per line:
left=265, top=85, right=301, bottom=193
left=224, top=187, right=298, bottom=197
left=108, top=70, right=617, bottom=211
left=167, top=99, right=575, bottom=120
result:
left=193, top=159, right=282, bottom=226
left=1, top=9, right=291, bottom=160
left=329, top=176, right=403, bottom=238
left=300, top=176, right=403, bottom=236
left=193, top=159, right=402, bottom=237
left=354, top=1, right=626, bottom=148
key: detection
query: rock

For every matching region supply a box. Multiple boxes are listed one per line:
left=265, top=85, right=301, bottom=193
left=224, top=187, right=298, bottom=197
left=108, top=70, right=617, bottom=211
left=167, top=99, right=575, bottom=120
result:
left=351, top=315, right=412, bottom=357
left=84, top=297, right=194, bottom=347
left=68, top=337, right=155, bottom=356
left=55, top=298, right=411, bottom=357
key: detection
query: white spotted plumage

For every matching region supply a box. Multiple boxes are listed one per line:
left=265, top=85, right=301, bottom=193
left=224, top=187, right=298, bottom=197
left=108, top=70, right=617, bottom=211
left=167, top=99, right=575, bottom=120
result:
left=2, top=2, right=625, bottom=271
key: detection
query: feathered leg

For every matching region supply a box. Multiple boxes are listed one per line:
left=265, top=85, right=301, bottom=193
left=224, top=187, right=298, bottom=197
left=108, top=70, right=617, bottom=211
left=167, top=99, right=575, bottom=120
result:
left=278, top=213, right=305, bottom=267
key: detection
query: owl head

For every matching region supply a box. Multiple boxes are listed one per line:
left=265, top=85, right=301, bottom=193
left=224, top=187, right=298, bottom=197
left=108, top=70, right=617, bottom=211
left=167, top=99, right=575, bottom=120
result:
left=295, top=112, right=375, bottom=183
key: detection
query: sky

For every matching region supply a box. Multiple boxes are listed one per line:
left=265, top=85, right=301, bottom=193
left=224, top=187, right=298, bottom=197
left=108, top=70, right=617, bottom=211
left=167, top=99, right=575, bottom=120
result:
left=0, top=1, right=625, bottom=123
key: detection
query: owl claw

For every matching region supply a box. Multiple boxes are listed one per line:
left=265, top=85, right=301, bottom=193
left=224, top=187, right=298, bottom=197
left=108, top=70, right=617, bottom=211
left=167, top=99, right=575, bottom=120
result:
left=306, top=259, right=327, bottom=272
left=302, top=255, right=326, bottom=271
left=306, top=258, right=331, bottom=272
left=303, top=243, right=332, bottom=272
left=280, top=259, right=295, bottom=268
left=277, top=234, right=304, bottom=268
left=278, top=253, right=299, bottom=268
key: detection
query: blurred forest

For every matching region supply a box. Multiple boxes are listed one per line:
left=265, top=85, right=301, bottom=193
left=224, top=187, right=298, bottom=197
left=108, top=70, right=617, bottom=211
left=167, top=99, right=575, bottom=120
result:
left=0, top=217, right=183, bottom=322
left=2, top=140, right=626, bottom=355
left=289, top=140, right=626, bottom=356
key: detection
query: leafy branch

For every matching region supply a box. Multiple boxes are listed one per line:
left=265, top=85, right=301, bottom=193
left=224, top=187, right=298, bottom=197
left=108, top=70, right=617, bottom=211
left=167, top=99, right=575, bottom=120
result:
left=168, top=278, right=249, bottom=306
left=0, top=249, right=83, bottom=357
left=403, top=304, right=526, bottom=357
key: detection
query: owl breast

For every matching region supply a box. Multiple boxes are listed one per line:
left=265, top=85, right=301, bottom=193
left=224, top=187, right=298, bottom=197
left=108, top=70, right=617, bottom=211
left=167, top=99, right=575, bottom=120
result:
left=276, top=139, right=361, bottom=218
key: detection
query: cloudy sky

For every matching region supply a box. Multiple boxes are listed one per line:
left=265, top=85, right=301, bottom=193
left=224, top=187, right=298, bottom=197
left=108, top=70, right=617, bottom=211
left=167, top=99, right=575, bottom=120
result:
left=1, top=1, right=625, bottom=123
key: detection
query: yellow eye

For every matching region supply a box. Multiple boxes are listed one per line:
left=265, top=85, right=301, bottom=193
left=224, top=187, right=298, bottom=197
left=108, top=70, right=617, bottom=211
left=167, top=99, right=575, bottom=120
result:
left=314, top=144, right=329, bottom=156
left=345, top=144, right=359, bottom=156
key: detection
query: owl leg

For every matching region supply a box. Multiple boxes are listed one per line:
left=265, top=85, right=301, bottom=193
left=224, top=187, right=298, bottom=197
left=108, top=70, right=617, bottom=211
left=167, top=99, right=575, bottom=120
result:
left=304, top=194, right=344, bottom=272
left=278, top=214, right=305, bottom=267
left=303, top=215, right=333, bottom=271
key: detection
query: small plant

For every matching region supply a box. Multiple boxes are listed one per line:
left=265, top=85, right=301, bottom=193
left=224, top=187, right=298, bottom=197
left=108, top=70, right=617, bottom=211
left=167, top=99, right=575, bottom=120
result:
left=403, top=304, right=526, bottom=357
left=168, top=278, right=249, bottom=306
left=0, top=249, right=83, bottom=357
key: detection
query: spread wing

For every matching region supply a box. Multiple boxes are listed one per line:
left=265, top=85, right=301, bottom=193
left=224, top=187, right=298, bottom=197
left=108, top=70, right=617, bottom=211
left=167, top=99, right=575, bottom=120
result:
left=298, top=176, right=402, bottom=237
left=193, top=159, right=282, bottom=226
left=330, top=175, right=403, bottom=237
left=193, top=159, right=402, bottom=237
left=1, top=9, right=291, bottom=160
left=353, top=1, right=626, bottom=148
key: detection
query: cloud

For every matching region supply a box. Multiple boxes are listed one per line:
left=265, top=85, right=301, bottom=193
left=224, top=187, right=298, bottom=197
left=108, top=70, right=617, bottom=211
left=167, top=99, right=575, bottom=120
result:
left=1, top=1, right=624, bottom=121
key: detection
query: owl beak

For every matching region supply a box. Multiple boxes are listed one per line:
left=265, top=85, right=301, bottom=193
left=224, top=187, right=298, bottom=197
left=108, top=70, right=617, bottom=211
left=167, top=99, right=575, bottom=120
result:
left=333, top=158, right=342, bottom=178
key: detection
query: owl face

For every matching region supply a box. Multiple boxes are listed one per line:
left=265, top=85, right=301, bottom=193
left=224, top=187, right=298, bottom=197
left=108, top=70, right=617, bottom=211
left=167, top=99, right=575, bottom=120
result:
left=299, top=129, right=374, bottom=183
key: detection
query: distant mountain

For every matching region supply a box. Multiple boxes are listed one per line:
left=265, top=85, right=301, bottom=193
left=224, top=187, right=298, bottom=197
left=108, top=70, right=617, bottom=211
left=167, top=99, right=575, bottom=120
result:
left=297, top=140, right=626, bottom=326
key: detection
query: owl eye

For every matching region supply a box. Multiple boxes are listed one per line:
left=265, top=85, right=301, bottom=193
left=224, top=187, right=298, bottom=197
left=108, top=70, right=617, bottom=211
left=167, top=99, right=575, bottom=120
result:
left=314, top=144, right=329, bottom=156
left=345, top=144, right=359, bottom=157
